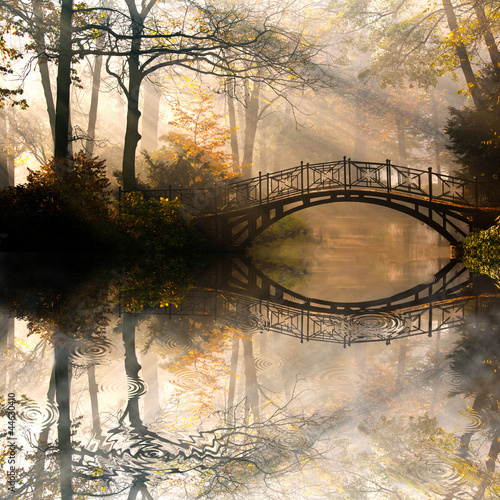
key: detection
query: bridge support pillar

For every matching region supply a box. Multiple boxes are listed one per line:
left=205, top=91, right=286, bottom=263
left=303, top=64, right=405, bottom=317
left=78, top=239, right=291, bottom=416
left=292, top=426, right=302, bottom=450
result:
left=195, top=215, right=234, bottom=251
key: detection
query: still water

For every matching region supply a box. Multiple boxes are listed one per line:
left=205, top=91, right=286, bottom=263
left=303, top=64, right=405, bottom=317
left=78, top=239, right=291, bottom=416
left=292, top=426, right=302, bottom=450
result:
left=1, top=206, right=500, bottom=499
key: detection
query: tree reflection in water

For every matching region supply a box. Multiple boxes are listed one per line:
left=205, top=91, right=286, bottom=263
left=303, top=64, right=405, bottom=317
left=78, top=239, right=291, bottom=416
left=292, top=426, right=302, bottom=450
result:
left=1, top=256, right=500, bottom=498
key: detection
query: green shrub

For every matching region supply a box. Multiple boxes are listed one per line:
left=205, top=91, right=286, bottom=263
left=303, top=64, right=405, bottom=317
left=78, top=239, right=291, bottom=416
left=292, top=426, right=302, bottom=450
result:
left=253, top=215, right=309, bottom=245
left=116, top=192, right=205, bottom=257
left=0, top=152, right=116, bottom=251
left=462, top=219, right=500, bottom=282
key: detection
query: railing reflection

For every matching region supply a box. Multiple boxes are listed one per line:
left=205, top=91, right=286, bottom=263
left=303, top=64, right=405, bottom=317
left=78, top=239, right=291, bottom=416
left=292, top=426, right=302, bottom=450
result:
left=139, top=258, right=495, bottom=345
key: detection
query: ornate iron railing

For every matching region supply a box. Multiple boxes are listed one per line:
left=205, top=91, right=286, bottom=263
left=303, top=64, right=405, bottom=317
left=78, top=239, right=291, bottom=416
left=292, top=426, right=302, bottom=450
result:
left=123, top=159, right=500, bottom=215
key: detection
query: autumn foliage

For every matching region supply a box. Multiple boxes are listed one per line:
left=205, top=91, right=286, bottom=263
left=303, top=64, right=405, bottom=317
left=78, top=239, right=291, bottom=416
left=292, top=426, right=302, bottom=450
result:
left=144, top=87, right=239, bottom=189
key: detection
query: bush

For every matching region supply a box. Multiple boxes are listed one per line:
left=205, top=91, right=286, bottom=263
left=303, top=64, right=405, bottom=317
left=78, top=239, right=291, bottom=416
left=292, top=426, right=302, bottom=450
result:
left=116, top=192, right=206, bottom=257
left=253, top=215, right=309, bottom=245
left=0, top=152, right=117, bottom=251
left=462, top=219, right=500, bottom=283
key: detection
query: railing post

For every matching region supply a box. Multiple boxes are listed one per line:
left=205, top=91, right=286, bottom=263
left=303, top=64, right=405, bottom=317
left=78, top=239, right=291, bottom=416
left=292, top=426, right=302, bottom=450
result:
left=259, top=171, right=262, bottom=205
left=267, top=172, right=270, bottom=203
left=428, top=167, right=433, bottom=221
left=348, top=158, right=351, bottom=187
left=386, top=159, right=391, bottom=195
left=301, top=161, right=304, bottom=195
left=343, top=156, right=347, bottom=188
left=306, top=163, right=310, bottom=192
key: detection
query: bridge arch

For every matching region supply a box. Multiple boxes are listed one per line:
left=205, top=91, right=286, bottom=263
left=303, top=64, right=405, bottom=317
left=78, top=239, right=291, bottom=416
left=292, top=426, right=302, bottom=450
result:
left=218, top=189, right=472, bottom=249
left=132, top=159, right=500, bottom=249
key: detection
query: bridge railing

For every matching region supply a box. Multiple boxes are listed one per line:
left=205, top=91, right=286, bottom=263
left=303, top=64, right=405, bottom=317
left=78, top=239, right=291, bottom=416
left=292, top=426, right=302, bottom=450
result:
left=123, top=159, right=500, bottom=214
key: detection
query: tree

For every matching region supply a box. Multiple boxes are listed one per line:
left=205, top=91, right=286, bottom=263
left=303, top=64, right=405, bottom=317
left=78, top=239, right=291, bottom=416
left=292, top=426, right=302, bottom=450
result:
left=65, top=0, right=333, bottom=189
left=143, top=85, right=237, bottom=188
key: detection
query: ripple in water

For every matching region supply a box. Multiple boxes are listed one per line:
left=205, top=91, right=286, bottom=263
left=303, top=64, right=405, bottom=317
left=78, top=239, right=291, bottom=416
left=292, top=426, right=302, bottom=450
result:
left=275, top=430, right=310, bottom=451
left=345, top=312, right=408, bottom=339
left=437, top=368, right=469, bottom=392
left=414, top=455, right=467, bottom=491
left=100, top=377, right=148, bottom=397
left=315, top=365, right=365, bottom=387
left=172, top=369, right=213, bottom=391
left=69, top=339, right=113, bottom=366
left=18, top=401, right=59, bottom=431
left=161, top=335, right=194, bottom=354
left=452, top=408, right=485, bottom=434
left=254, top=355, right=284, bottom=373
left=225, top=311, right=266, bottom=333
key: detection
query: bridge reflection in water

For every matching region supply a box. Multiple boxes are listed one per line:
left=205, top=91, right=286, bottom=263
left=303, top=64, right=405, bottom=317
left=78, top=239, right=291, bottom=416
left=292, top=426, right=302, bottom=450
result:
left=139, top=258, right=494, bottom=346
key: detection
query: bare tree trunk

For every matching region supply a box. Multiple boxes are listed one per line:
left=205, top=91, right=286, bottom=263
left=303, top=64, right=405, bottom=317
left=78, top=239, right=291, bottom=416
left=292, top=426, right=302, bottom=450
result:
left=33, top=364, right=56, bottom=500
left=242, top=79, right=261, bottom=178
left=53, top=0, right=74, bottom=162
left=141, top=350, right=160, bottom=424
left=459, top=390, right=489, bottom=457
left=122, top=47, right=142, bottom=190
left=140, top=80, right=162, bottom=153
left=354, top=105, right=368, bottom=159
left=0, top=315, right=14, bottom=391
left=227, top=78, right=241, bottom=169
left=472, top=429, right=500, bottom=499
left=431, top=93, right=442, bottom=173
left=473, top=0, right=500, bottom=69
left=242, top=336, right=260, bottom=423
left=54, top=342, right=73, bottom=500
left=227, top=334, right=240, bottom=423
left=87, top=365, right=104, bottom=442
left=227, top=93, right=240, bottom=169
left=84, top=54, right=103, bottom=156
left=395, top=115, right=408, bottom=165
left=33, top=0, right=56, bottom=142
left=121, top=313, right=146, bottom=432
left=0, top=108, right=10, bottom=188
left=442, top=0, right=484, bottom=109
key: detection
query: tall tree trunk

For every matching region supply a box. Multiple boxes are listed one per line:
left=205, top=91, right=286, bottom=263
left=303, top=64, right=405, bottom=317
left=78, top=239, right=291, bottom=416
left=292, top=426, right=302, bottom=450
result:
left=227, top=334, right=240, bottom=424
left=473, top=0, right=500, bottom=69
left=472, top=429, right=500, bottom=499
left=396, top=115, right=408, bottom=165
left=87, top=365, right=104, bottom=441
left=0, top=315, right=14, bottom=391
left=459, top=390, right=489, bottom=457
left=242, top=79, right=261, bottom=178
left=54, top=342, right=73, bottom=500
left=354, top=104, right=368, bottom=159
left=54, top=0, right=74, bottom=162
left=227, top=91, right=240, bottom=169
left=140, top=80, right=161, bottom=152
left=121, top=313, right=146, bottom=432
left=84, top=55, right=103, bottom=156
left=141, top=350, right=160, bottom=424
left=431, top=93, right=442, bottom=173
left=33, top=0, right=56, bottom=142
left=122, top=48, right=142, bottom=190
left=0, top=108, right=10, bottom=188
left=442, top=0, right=484, bottom=109
left=242, top=336, right=260, bottom=423
left=273, top=106, right=292, bottom=171
left=33, top=364, right=56, bottom=500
